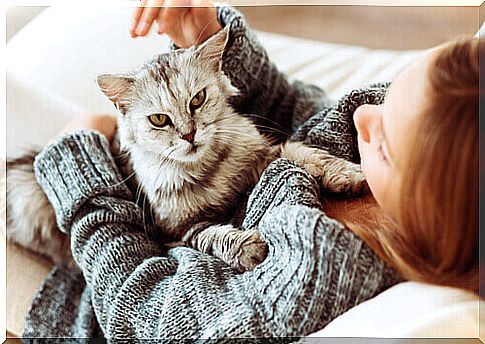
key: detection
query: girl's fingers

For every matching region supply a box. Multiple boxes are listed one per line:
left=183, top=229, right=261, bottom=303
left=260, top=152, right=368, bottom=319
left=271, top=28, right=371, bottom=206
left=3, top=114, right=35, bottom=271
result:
left=156, top=0, right=190, bottom=34
left=137, top=0, right=164, bottom=36
left=158, top=0, right=220, bottom=47
left=191, top=1, right=220, bottom=44
left=135, top=0, right=218, bottom=47
left=130, top=0, right=148, bottom=37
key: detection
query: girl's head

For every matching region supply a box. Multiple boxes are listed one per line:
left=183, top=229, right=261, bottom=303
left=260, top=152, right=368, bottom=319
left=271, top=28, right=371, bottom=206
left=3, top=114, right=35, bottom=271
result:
left=352, top=37, right=480, bottom=293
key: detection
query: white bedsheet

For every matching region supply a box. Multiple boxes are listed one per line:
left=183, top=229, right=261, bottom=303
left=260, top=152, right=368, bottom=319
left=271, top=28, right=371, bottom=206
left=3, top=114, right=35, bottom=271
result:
left=5, top=6, right=482, bottom=339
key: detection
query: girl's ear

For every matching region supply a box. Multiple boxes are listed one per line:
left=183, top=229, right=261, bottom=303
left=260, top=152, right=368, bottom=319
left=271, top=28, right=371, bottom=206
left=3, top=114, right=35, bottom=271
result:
left=194, top=26, right=230, bottom=72
left=97, top=74, right=135, bottom=114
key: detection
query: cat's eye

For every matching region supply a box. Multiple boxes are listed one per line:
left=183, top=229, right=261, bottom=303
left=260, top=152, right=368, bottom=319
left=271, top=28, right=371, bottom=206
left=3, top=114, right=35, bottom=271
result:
left=148, top=113, right=172, bottom=128
left=190, top=89, right=206, bottom=110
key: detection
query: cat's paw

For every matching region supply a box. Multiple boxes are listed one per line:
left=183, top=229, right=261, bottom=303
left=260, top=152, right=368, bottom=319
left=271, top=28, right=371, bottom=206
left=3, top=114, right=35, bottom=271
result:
left=320, top=161, right=369, bottom=195
left=294, top=153, right=368, bottom=195
left=280, top=142, right=368, bottom=196
left=232, top=230, right=268, bottom=273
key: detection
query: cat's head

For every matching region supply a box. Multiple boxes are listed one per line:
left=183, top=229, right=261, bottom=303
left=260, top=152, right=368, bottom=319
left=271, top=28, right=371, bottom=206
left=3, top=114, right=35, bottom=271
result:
left=97, top=27, right=238, bottom=163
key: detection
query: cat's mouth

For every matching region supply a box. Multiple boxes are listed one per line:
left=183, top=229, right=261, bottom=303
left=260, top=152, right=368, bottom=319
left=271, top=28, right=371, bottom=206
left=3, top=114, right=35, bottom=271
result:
left=182, top=143, right=205, bottom=159
left=188, top=144, right=199, bottom=153
left=170, top=142, right=205, bottom=162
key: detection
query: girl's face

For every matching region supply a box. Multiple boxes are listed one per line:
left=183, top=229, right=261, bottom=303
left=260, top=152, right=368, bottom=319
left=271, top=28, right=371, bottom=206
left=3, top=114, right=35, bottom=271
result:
left=353, top=50, right=435, bottom=217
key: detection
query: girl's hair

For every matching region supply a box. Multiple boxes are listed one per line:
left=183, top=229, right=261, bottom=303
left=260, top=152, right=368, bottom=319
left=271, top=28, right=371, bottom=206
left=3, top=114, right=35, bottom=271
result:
left=326, top=37, right=480, bottom=294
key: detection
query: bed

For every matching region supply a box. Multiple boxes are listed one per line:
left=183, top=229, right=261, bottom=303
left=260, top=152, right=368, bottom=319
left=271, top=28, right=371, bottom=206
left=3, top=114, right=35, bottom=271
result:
left=4, top=5, right=482, bottom=339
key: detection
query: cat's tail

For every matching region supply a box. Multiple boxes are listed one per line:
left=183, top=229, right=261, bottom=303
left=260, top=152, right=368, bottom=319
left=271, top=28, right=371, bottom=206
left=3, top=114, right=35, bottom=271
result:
left=4, top=151, right=70, bottom=262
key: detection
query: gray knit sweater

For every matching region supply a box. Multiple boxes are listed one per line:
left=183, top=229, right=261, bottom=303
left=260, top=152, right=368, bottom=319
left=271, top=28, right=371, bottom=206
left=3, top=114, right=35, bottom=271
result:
left=24, top=5, right=400, bottom=340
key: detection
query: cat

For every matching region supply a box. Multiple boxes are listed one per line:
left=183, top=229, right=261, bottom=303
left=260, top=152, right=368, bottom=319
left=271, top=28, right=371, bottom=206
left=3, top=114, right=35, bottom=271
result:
left=5, top=27, right=367, bottom=272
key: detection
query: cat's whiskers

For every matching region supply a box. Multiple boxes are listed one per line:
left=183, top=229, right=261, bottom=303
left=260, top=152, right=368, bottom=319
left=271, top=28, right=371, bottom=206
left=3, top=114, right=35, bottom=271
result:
left=106, top=171, right=136, bottom=189
left=113, top=151, right=131, bottom=160
left=149, top=194, right=157, bottom=235
left=213, top=130, right=272, bottom=147
left=164, top=146, right=179, bottom=161
left=210, top=112, right=284, bottom=131
left=142, top=190, right=149, bottom=237
left=212, top=132, right=268, bottom=163
left=252, top=124, right=291, bottom=139
left=239, top=113, right=292, bottom=135
left=213, top=129, right=272, bottom=147
left=204, top=116, right=233, bottom=127
left=135, top=183, right=144, bottom=208
left=209, top=114, right=292, bottom=139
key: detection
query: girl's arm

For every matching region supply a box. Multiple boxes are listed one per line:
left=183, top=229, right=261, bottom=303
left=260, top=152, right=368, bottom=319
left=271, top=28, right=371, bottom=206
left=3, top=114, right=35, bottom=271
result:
left=34, top=129, right=400, bottom=339
left=215, top=5, right=332, bottom=139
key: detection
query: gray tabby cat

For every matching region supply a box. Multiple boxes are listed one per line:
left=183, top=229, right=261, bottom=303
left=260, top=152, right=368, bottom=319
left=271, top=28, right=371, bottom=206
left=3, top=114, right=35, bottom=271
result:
left=6, top=27, right=366, bottom=271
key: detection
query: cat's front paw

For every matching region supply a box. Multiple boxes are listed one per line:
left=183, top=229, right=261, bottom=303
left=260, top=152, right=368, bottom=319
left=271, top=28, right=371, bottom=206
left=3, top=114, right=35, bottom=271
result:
left=231, top=230, right=268, bottom=273
left=295, top=152, right=369, bottom=195
left=321, top=161, right=369, bottom=195
left=280, top=142, right=368, bottom=196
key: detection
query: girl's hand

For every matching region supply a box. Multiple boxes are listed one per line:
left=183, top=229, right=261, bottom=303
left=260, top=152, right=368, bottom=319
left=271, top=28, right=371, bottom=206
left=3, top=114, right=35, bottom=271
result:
left=130, top=0, right=222, bottom=48
left=50, top=114, right=117, bottom=144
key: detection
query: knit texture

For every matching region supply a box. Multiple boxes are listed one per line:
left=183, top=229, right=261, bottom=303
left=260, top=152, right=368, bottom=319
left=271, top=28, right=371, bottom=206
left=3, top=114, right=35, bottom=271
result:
left=216, top=6, right=331, bottom=142
left=23, top=5, right=400, bottom=340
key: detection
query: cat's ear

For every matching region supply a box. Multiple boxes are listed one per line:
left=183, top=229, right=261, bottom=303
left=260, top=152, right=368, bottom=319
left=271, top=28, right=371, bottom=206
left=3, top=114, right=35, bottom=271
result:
left=97, top=74, right=134, bottom=114
left=195, top=26, right=230, bottom=71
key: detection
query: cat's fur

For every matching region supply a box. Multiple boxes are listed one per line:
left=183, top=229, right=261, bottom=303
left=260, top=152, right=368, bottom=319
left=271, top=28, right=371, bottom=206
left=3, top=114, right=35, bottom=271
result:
left=6, top=28, right=366, bottom=271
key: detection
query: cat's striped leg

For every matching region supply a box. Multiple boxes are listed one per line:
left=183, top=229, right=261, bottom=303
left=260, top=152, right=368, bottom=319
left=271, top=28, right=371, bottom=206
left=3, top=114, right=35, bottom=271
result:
left=182, top=222, right=268, bottom=272
left=280, top=141, right=369, bottom=195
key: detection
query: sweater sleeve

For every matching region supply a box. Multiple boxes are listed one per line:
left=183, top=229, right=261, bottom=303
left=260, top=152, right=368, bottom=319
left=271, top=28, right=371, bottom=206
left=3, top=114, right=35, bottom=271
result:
left=214, top=5, right=332, bottom=140
left=34, top=130, right=400, bottom=339
left=203, top=5, right=387, bottom=159
left=291, top=82, right=390, bottom=162
left=34, top=130, right=168, bottom=338
left=241, top=159, right=401, bottom=335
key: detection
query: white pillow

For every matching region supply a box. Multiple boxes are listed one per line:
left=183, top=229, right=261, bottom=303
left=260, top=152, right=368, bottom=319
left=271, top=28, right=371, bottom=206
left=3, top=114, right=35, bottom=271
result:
left=310, top=282, right=481, bottom=338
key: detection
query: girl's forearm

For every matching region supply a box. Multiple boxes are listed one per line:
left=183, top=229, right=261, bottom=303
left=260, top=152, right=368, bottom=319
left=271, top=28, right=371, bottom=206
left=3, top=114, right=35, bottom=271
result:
left=34, top=130, right=166, bottom=336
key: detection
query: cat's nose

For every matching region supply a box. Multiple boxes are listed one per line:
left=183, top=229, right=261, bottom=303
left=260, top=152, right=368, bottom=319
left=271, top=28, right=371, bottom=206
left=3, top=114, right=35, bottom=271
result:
left=181, top=130, right=196, bottom=143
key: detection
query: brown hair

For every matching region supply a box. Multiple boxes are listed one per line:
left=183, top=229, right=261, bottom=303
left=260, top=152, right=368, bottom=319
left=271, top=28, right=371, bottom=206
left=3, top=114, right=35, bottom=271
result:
left=326, top=37, right=480, bottom=294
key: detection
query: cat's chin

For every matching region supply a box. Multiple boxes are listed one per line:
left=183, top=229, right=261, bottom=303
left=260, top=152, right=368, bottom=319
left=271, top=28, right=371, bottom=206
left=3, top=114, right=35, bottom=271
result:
left=171, top=144, right=204, bottom=163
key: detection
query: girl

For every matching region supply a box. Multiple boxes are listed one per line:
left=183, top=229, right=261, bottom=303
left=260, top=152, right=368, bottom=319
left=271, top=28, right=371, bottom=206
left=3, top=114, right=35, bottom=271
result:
left=24, top=1, right=479, bottom=338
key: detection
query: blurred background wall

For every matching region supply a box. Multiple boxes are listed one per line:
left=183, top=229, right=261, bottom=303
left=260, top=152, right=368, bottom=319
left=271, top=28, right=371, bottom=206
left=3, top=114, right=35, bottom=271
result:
left=236, top=5, right=480, bottom=49
left=7, top=4, right=481, bottom=49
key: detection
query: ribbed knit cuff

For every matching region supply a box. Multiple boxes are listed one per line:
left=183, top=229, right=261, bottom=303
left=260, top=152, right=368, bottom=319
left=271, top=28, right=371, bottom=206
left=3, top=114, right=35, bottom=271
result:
left=216, top=5, right=265, bottom=97
left=33, top=130, right=132, bottom=234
